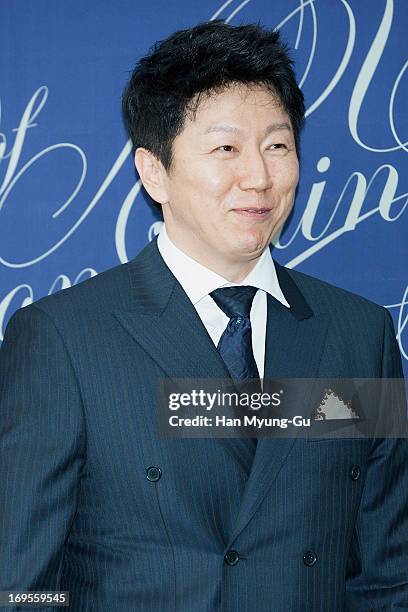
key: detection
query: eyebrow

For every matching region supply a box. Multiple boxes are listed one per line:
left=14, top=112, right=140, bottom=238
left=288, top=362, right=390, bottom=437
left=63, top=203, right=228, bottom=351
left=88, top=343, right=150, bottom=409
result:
left=203, top=122, right=292, bottom=136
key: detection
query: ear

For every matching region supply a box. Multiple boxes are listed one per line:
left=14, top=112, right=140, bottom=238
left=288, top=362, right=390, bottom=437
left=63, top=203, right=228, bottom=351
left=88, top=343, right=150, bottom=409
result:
left=134, top=148, right=169, bottom=204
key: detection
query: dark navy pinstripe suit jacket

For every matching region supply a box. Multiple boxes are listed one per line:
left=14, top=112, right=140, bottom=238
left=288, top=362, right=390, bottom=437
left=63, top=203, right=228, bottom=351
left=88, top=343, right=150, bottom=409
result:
left=1, top=238, right=407, bottom=611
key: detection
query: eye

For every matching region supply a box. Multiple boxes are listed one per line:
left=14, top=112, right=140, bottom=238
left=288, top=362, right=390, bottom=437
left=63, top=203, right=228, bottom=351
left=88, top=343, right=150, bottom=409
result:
left=267, top=143, right=291, bottom=156
left=269, top=143, right=287, bottom=150
left=215, top=145, right=235, bottom=152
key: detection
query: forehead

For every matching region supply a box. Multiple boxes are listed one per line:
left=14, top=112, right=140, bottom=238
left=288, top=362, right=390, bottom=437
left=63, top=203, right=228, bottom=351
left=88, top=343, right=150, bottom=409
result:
left=182, top=83, right=290, bottom=133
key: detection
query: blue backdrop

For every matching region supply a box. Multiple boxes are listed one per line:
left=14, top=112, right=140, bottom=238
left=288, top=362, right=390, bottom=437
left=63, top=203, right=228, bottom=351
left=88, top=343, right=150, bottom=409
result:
left=1, top=0, right=407, bottom=374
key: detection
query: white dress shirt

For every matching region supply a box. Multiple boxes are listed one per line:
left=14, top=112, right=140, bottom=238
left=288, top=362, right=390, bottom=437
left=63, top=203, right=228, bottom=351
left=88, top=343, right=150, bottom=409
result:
left=157, top=224, right=290, bottom=381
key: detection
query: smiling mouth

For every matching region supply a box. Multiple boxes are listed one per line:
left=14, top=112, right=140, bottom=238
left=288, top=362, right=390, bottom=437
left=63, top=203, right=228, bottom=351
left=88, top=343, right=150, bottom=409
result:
left=232, top=208, right=272, bottom=217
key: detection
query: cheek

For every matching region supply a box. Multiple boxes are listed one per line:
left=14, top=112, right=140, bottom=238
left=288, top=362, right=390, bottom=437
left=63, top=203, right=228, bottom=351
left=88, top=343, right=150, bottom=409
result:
left=276, top=165, right=299, bottom=196
left=288, top=160, right=300, bottom=187
left=178, top=168, right=231, bottom=221
left=192, top=159, right=235, bottom=193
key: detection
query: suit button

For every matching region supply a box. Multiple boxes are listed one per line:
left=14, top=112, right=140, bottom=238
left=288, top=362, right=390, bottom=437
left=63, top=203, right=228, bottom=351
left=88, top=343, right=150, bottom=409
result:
left=224, top=550, right=240, bottom=566
left=146, top=466, right=162, bottom=482
left=303, top=551, right=317, bottom=567
left=350, top=466, right=361, bottom=481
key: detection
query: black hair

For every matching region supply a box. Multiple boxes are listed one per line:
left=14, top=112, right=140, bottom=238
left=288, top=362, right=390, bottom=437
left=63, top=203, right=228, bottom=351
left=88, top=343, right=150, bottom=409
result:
left=122, top=20, right=305, bottom=172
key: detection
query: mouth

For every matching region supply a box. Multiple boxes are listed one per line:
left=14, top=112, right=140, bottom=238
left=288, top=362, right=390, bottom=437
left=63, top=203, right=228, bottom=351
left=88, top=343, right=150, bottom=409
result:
left=232, top=207, right=272, bottom=219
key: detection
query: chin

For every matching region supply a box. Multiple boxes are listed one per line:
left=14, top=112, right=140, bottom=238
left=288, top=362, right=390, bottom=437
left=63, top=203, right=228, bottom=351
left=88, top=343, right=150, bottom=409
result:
left=231, top=238, right=267, bottom=261
left=238, top=230, right=269, bottom=254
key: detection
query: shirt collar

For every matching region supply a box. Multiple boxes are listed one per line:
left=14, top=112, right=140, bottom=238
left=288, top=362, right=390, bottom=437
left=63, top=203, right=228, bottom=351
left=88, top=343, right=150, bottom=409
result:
left=157, top=223, right=290, bottom=308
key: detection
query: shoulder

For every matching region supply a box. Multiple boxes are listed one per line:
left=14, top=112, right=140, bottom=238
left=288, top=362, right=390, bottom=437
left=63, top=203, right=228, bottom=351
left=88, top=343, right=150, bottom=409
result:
left=283, top=264, right=387, bottom=323
left=276, top=264, right=394, bottom=355
left=11, top=260, right=133, bottom=333
left=278, top=265, right=401, bottom=376
left=5, top=239, right=163, bottom=337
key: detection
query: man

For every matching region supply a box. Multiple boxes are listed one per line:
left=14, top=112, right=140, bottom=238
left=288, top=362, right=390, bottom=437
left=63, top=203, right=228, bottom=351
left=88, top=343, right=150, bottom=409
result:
left=1, top=20, right=407, bottom=611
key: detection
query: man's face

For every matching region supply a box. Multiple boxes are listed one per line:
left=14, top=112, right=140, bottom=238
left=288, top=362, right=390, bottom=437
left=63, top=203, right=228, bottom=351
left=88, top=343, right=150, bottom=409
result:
left=159, top=83, right=299, bottom=271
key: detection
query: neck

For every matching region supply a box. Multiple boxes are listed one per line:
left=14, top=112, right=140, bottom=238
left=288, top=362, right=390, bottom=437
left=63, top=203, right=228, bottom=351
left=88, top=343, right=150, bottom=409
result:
left=164, top=227, right=263, bottom=283
left=209, top=257, right=260, bottom=283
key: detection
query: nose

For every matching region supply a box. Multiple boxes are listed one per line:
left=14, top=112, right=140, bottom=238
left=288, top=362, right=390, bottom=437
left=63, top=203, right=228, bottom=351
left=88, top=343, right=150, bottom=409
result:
left=238, top=149, right=272, bottom=192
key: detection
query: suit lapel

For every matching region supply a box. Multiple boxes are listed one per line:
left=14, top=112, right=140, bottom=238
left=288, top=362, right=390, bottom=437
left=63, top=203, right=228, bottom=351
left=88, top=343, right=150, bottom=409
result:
left=228, top=261, right=331, bottom=545
left=113, top=237, right=230, bottom=381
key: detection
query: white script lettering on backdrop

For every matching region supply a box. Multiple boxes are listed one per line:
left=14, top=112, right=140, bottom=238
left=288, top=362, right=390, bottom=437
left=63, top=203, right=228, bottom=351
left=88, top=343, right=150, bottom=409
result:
left=0, top=0, right=406, bottom=363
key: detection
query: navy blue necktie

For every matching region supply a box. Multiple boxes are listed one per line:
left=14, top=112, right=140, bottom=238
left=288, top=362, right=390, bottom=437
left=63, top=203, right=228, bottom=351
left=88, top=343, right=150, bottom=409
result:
left=210, top=286, right=260, bottom=447
left=210, top=285, right=260, bottom=382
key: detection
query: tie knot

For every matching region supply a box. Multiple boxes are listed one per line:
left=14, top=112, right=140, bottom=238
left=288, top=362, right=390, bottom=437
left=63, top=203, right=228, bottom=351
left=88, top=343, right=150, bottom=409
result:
left=210, top=286, right=258, bottom=320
